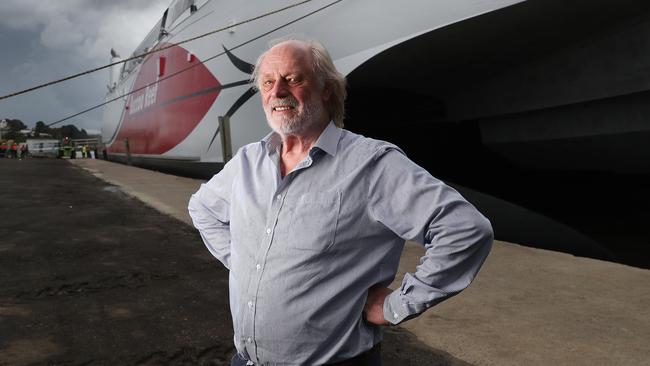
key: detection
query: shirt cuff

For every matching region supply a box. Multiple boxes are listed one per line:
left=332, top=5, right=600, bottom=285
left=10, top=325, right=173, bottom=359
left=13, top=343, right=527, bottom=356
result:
left=383, top=289, right=406, bottom=325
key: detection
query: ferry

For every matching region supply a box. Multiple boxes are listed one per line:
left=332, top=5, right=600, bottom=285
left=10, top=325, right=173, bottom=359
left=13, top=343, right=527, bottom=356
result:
left=102, top=0, right=533, bottom=176
left=101, top=0, right=650, bottom=265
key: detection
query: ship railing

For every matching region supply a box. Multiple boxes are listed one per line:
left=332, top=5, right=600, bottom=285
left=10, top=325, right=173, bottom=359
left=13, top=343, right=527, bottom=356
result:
left=120, top=17, right=163, bottom=80
left=119, top=0, right=199, bottom=82
left=166, top=0, right=196, bottom=31
left=71, top=138, right=101, bottom=146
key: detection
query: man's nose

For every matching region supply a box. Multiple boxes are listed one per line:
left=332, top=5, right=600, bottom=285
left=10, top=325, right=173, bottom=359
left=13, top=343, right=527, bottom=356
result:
left=270, top=79, right=289, bottom=98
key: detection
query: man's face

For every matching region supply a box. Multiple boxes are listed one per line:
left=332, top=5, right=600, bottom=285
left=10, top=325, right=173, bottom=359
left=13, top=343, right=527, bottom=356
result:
left=258, top=43, right=328, bottom=136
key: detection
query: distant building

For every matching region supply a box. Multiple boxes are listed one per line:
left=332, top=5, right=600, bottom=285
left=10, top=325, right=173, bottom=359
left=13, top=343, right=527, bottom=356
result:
left=26, top=139, right=59, bottom=158
left=0, top=119, right=8, bottom=140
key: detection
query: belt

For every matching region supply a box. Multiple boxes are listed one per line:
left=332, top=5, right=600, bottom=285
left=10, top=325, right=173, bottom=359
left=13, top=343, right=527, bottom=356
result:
left=326, top=342, right=381, bottom=366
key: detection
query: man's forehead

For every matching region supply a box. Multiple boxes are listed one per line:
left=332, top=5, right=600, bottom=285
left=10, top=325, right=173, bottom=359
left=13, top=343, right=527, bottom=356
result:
left=259, top=42, right=313, bottom=74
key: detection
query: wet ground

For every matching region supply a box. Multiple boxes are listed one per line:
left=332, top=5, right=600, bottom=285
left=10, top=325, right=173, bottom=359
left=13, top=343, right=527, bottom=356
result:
left=0, top=159, right=469, bottom=366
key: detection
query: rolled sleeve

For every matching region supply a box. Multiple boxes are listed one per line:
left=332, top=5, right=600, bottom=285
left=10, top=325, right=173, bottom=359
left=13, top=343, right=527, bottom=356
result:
left=369, top=148, right=493, bottom=324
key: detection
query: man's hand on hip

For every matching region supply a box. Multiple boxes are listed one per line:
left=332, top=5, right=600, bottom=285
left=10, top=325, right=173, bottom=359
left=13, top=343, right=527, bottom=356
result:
left=363, top=285, right=391, bottom=325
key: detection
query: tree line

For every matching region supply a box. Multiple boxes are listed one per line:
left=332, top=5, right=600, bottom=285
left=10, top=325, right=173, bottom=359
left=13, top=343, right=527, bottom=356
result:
left=0, top=119, right=91, bottom=142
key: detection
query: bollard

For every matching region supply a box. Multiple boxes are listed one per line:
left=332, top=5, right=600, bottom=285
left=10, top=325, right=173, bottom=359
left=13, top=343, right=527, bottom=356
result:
left=125, top=138, right=132, bottom=165
left=218, top=116, right=233, bottom=163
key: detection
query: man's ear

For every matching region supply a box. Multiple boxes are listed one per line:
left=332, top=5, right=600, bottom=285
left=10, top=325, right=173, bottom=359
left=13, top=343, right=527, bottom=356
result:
left=322, top=83, right=332, bottom=102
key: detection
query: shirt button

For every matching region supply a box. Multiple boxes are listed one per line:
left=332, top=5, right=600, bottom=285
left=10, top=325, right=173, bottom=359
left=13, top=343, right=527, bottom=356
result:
left=256, top=264, right=261, bottom=271
left=247, top=337, right=252, bottom=343
left=266, top=228, right=271, bottom=235
left=276, top=194, right=282, bottom=201
left=248, top=300, right=253, bottom=308
left=393, top=312, right=399, bottom=320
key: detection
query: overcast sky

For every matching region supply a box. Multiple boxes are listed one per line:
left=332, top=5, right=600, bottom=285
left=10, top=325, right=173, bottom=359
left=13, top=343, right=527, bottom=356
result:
left=0, top=0, right=170, bottom=132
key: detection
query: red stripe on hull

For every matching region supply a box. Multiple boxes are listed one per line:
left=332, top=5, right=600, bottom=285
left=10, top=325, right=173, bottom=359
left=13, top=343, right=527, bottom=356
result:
left=109, top=44, right=220, bottom=154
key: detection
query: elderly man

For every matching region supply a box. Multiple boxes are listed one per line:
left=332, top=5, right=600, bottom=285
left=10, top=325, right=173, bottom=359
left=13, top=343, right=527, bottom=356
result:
left=188, top=39, right=493, bottom=366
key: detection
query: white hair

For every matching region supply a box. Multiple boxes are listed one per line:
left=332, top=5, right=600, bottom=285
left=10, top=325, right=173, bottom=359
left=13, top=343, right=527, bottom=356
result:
left=251, top=38, right=347, bottom=127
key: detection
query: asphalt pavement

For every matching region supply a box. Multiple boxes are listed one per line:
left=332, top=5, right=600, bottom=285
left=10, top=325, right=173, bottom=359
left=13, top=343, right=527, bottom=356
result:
left=0, top=159, right=233, bottom=365
left=0, top=158, right=467, bottom=366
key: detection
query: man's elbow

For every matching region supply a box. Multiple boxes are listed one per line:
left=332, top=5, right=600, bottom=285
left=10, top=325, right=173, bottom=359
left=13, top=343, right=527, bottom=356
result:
left=479, top=213, right=494, bottom=240
left=474, top=214, right=494, bottom=252
left=187, top=193, right=204, bottom=229
left=187, top=194, right=196, bottom=217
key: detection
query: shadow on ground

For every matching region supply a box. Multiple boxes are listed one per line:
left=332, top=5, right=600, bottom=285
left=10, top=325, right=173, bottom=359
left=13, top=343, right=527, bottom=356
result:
left=383, top=327, right=473, bottom=366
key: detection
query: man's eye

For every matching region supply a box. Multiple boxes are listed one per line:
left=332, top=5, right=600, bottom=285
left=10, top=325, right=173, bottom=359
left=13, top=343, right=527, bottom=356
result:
left=286, top=76, right=300, bottom=84
left=262, top=80, right=274, bottom=90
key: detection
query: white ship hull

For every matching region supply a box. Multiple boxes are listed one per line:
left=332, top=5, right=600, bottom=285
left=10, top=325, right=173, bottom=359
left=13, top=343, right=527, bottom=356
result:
left=102, top=0, right=650, bottom=265
left=101, top=0, right=524, bottom=176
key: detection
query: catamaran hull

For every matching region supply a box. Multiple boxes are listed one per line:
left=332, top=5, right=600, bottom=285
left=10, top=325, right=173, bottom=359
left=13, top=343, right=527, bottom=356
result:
left=102, top=0, right=650, bottom=178
left=101, top=0, right=527, bottom=177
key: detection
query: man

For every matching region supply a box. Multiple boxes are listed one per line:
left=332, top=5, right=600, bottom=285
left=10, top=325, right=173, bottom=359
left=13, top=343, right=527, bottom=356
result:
left=188, top=39, right=493, bottom=366
left=10, top=142, right=18, bottom=159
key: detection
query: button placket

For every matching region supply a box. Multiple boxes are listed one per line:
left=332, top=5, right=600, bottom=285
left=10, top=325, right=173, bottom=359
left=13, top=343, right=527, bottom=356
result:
left=248, top=188, right=287, bottom=362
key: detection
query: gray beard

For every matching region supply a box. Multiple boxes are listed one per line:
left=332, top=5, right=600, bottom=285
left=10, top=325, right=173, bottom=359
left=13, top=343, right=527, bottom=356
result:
left=265, top=96, right=325, bottom=136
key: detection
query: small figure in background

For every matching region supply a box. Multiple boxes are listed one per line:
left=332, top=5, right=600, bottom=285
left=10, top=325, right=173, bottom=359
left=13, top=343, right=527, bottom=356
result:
left=20, top=144, right=28, bottom=159
left=10, top=142, right=18, bottom=159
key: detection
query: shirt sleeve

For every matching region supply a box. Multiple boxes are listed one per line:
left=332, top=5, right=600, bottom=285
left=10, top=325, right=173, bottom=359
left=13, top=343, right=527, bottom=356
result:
left=366, top=147, right=493, bottom=325
left=187, top=153, right=240, bottom=270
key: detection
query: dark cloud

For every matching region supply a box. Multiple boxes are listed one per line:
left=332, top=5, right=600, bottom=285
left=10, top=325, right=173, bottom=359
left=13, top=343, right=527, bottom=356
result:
left=0, top=0, right=169, bottom=131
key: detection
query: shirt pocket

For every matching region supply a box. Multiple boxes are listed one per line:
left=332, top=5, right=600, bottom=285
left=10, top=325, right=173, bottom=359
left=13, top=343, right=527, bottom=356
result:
left=285, top=191, right=341, bottom=251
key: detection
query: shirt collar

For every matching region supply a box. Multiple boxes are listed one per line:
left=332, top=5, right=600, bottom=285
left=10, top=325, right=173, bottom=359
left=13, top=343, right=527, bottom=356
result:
left=261, top=121, right=342, bottom=157
left=261, top=130, right=282, bottom=155
left=311, top=121, right=341, bottom=157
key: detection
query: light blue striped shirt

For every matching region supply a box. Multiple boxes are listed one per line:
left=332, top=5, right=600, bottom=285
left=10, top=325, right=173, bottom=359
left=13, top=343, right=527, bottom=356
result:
left=188, top=122, right=493, bottom=365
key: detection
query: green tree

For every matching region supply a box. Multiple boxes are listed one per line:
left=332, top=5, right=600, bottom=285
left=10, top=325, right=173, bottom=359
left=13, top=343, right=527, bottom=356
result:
left=34, top=121, right=51, bottom=137
left=2, top=119, right=28, bottom=142
left=5, top=119, right=27, bottom=131
left=54, top=124, right=88, bottom=140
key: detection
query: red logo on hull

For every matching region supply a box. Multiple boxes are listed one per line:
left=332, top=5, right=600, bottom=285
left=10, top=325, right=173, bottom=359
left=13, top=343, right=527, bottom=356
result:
left=109, top=44, right=220, bottom=155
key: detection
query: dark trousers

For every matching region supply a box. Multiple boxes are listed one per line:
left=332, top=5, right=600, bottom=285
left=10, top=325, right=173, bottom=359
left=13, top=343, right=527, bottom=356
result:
left=230, top=343, right=381, bottom=366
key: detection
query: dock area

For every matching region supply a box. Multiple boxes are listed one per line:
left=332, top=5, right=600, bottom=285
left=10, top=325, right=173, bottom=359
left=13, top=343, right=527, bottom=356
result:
left=1, top=158, right=648, bottom=365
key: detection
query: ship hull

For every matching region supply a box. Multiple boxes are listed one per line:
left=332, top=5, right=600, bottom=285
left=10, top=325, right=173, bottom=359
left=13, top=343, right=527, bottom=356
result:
left=102, top=0, right=526, bottom=175
left=102, top=0, right=650, bottom=266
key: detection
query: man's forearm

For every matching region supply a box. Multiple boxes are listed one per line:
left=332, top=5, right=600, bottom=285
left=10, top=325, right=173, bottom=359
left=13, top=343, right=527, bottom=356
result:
left=383, top=209, right=493, bottom=325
